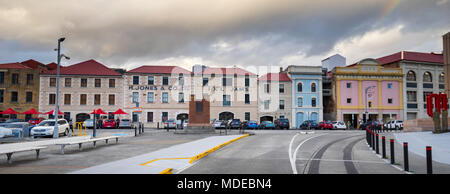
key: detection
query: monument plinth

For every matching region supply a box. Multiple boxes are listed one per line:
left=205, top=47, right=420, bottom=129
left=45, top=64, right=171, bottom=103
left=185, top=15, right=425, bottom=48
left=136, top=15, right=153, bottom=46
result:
left=177, top=95, right=215, bottom=134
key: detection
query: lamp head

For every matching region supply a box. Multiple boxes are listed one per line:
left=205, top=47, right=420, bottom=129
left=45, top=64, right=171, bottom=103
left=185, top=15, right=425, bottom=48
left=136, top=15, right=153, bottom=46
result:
left=58, top=37, right=66, bottom=42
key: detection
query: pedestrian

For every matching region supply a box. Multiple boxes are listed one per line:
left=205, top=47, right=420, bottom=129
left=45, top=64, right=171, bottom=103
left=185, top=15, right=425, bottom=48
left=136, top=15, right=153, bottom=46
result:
left=116, top=118, right=120, bottom=128
left=347, top=121, right=351, bottom=130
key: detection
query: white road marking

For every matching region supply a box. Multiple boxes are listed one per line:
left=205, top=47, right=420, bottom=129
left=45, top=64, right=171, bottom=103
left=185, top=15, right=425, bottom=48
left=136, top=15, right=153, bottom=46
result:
left=290, top=134, right=327, bottom=174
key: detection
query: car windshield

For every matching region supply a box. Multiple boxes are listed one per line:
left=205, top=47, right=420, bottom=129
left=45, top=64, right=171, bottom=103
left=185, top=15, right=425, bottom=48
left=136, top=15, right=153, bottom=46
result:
left=106, top=120, right=115, bottom=122
left=121, top=119, right=130, bottom=122
left=85, top=119, right=94, bottom=122
left=5, top=124, right=25, bottom=128
left=29, top=118, right=40, bottom=121
left=166, top=119, right=175, bottom=122
left=38, top=121, right=56, bottom=127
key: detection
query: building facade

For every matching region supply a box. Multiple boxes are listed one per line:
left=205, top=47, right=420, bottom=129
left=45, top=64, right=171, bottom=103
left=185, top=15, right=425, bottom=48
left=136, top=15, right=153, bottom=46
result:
left=286, top=65, right=323, bottom=128
left=257, top=72, right=292, bottom=125
left=331, top=58, right=404, bottom=128
left=378, top=51, right=444, bottom=120
left=124, top=66, right=192, bottom=128
left=39, top=59, right=124, bottom=122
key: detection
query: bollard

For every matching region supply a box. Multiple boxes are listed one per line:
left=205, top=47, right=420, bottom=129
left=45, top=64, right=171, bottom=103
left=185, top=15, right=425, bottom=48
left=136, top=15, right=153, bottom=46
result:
left=372, top=132, right=376, bottom=151
left=134, top=126, right=137, bottom=136
left=390, top=139, right=395, bottom=164
left=426, top=146, right=432, bottom=174
left=403, top=142, right=409, bottom=172
left=376, top=134, right=379, bottom=154
left=382, top=136, right=386, bottom=159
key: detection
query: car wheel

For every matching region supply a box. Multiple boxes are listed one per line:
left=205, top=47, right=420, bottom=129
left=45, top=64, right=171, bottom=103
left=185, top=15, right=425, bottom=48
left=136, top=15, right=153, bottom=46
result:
left=64, top=129, right=69, bottom=136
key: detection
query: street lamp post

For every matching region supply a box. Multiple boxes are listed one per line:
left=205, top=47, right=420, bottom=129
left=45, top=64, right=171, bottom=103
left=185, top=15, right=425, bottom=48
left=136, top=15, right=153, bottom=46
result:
left=53, top=37, right=70, bottom=138
left=365, top=86, right=376, bottom=123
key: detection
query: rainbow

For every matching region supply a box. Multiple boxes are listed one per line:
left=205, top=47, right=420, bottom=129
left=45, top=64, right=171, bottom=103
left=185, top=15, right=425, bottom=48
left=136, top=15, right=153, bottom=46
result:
left=379, top=0, right=401, bottom=20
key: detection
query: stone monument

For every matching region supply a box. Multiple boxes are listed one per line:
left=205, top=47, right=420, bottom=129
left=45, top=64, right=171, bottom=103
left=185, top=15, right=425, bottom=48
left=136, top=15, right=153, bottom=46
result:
left=178, top=95, right=215, bottom=134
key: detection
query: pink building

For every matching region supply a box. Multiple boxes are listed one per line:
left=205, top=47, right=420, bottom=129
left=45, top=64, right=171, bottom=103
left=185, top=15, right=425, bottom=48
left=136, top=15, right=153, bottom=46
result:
left=331, top=58, right=404, bottom=128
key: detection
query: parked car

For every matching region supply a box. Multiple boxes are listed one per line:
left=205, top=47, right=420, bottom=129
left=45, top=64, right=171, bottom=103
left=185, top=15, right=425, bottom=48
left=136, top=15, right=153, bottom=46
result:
left=164, top=119, right=177, bottom=129
left=229, top=119, right=241, bottom=129
left=30, top=119, right=70, bottom=137
left=332, top=121, right=347, bottom=130
left=241, top=120, right=259, bottom=129
left=3, top=122, right=32, bottom=138
left=213, top=120, right=227, bottom=129
left=384, top=120, right=403, bottom=130
left=84, top=119, right=95, bottom=128
left=183, top=119, right=189, bottom=129
left=0, top=119, right=24, bottom=127
left=0, top=127, right=13, bottom=138
left=318, top=121, right=333, bottom=130
left=299, top=120, right=319, bottom=130
left=274, top=119, right=290, bottom=129
left=103, top=119, right=117, bottom=128
left=28, top=117, right=44, bottom=125
left=119, top=119, right=132, bottom=128
left=359, top=121, right=381, bottom=131
left=259, top=121, right=275, bottom=129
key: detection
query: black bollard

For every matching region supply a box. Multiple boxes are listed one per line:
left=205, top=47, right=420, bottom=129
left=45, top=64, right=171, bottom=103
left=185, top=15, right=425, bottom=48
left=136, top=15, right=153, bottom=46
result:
left=403, top=142, right=409, bottom=172
left=372, top=132, right=376, bottom=151
left=390, top=139, right=395, bottom=164
left=426, top=146, right=432, bottom=174
left=376, top=134, right=379, bottom=154
left=382, top=136, right=386, bottom=159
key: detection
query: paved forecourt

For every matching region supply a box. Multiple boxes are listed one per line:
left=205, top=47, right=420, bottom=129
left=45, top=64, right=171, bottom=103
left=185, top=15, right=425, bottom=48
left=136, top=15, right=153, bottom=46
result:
left=70, top=134, right=249, bottom=174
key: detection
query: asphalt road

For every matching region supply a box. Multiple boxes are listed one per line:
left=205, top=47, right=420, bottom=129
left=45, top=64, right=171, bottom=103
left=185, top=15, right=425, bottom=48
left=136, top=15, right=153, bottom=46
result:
left=181, top=130, right=405, bottom=174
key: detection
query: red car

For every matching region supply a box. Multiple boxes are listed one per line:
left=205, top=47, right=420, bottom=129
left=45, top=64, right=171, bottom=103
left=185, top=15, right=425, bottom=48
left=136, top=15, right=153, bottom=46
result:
left=28, top=118, right=44, bottom=125
left=102, top=119, right=117, bottom=128
left=318, top=121, right=333, bottom=130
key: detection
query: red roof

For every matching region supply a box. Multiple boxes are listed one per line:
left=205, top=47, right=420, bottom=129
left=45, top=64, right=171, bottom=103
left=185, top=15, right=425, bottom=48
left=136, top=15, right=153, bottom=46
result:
left=21, top=59, right=44, bottom=69
left=42, top=59, right=121, bottom=76
left=46, top=63, right=58, bottom=70
left=0, top=62, right=32, bottom=69
left=377, top=51, right=443, bottom=65
left=127, top=66, right=191, bottom=74
left=201, top=67, right=256, bottom=76
left=258, top=73, right=291, bottom=81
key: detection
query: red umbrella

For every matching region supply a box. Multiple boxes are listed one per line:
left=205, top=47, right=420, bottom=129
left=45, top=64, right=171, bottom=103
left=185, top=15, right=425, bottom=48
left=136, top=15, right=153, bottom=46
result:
left=0, top=108, right=19, bottom=114
left=90, top=109, right=107, bottom=115
left=112, top=109, right=128, bottom=115
left=20, top=108, right=43, bottom=115
left=43, top=110, right=65, bottom=115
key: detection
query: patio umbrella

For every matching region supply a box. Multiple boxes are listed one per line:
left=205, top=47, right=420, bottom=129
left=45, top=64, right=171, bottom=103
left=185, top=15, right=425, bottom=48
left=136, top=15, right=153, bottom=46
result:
left=43, top=110, right=65, bottom=115
left=20, top=108, right=43, bottom=115
left=90, top=109, right=107, bottom=115
left=0, top=108, right=19, bottom=114
left=112, top=109, right=128, bottom=115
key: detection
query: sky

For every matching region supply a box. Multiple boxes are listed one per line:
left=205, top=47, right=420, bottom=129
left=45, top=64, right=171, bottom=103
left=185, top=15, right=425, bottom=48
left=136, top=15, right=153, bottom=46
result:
left=0, top=0, right=449, bottom=75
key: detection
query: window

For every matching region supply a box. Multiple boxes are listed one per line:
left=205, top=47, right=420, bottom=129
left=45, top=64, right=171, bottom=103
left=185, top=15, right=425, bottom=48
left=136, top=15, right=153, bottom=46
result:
left=132, top=92, right=139, bottom=103
left=297, top=83, right=303, bottom=92
left=407, top=91, right=417, bottom=102
left=162, top=92, right=169, bottom=103
left=346, top=83, right=351, bottom=88
left=163, top=77, right=169, bottom=85
left=50, top=78, right=56, bottom=87
left=245, top=112, right=250, bottom=121
left=196, top=102, right=203, bottom=112
left=109, top=79, right=115, bottom=88
left=81, top=78, right=87, bottom=87
left=65, top=78, right=71, bottom=87
left=407, top=71, right=416, bottom=81
left=264, top=84, right=270, bottom=93
left=64, top=94, right=71, bottom=105
left=95, top=79, right=101, bottom=88
left=147, top=92, right=154, bottom=103
left=203, top=78, right=209, bottom=86
left=94, top=94, right=101, bottom=105
left=223, top=95, right=231, bottom=106
left=368, top=101, right=372, bottom=108
left=279, top=84, right=285, bottom=93
left=80, top=94, right=87, bottom=105
left=312, top=98, right=317, bottom=107
left=26, top=74, right=33, bottom=85
left=347, top=98, right=352, bottom=104
left=26, top=92, right=32, bottom=103
left=179, top=75, right=184, bottom=86
left=423, top=92, right=432, bottom=102
left=264, top=100, right=270, bottom=110
left=147, top=112, right=153, bottom=122
left=11, top=91, right=18, bottom=102
left=148, top=76, right=154, bottom=85
left=387, top=83, right=392, bottom=89
left=280, top=100, right=285, bottom=110
left=133, top=76, right=139, bottom=85
left=11, top=73, right=19, bottom=85
left=49, top=94, right=56, bottom=105
left=439, top=72, right=445, bottom=83
left=0, top=90, right=3, bottom=103
left=245, top=94, right=250, bottom=104
left=245, top=75, right=250, bottom=87
left=423, top=72, right=432, bottom=82
left=222, top=77, right=232, bottom=86
left=178, top=92, right=184, bottom=103
left=388, top=98, right=393, bottom=104
left=108, top=94, right=115, bottom=105
left=298, top=97, right=303, bottom=107
left=0, top=72, right=4, bottom=84
left=311, top=83, right=317, bottom=92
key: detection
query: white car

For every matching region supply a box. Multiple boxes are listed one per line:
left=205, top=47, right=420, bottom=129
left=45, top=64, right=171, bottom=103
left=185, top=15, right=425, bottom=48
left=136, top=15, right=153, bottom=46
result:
left=183, top=119, right=189, bottom=128
left=384, top=120, right=403, bottom=130
left=213, top=120, right=224, bottom=129
left=164, top=119, right=177, bottom=129
left=0, top=127, right=13, bottom=138
left=30, top=119, right=71, bottom=137
left=332, top=121, right=347, bottom=130
left=83, top=119, right=95, bottom=128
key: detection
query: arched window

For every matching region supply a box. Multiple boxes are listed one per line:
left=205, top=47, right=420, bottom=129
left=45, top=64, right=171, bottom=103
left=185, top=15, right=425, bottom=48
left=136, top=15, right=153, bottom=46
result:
left=439, top=72, right=445, bottom=83
left=406, top=71, right=416, bottom=81
left=423, top=72, right=432, bottom=82
left=297, top=83, right=303, bottom=92
left=311, top=83, right=316, bottom=92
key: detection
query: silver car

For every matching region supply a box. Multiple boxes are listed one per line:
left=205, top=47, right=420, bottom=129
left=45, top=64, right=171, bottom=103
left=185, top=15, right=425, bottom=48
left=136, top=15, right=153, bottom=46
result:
left=119, top=119, right=132, bottom=128
left=83, top=119, right=95, bottom=128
